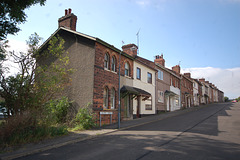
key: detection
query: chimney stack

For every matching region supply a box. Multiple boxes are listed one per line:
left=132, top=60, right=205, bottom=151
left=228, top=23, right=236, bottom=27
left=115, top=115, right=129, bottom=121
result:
left=122, top=44, right=138, bottom=57
left=199, top=78, right=205, bottom=82
left=154, top=54, right=165, bottom=67
left=172, top=65, right=180, bottom=74
left=184, top=73, right=191, bottom=78
left=58, top=8, right=77, bottom=31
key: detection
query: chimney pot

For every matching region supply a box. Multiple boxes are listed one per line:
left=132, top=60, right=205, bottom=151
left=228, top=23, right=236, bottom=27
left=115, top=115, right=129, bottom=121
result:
left=154, top=54, right=165, bottom=67
left=58, top=8, right=77, bottom=31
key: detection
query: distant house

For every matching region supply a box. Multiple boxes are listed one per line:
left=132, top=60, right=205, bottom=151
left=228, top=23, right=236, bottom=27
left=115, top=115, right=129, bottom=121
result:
left=199, top=78, right=209, bottom=104
left=171, top=65, right=193, bottom=108
left=133, top=55, right=156, bottom=117
left=154, top=55, right=171, bottom=112
left=193, top=79, right=202, bottom=106
left=120, top=44, right=157, bottom=119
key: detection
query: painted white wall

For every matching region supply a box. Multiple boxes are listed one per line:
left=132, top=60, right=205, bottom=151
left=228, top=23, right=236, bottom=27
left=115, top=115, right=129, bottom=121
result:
left=215, top=89, right=218, bottom=102
left=193, top=81, right=199, bottom=106
left=170, top=85, right=181, bottom=111
left=132, top=61, right=156, bottom=115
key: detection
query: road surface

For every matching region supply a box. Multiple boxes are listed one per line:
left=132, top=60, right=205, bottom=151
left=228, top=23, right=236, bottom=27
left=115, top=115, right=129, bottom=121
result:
left=16, top=102, right=240, bottom=160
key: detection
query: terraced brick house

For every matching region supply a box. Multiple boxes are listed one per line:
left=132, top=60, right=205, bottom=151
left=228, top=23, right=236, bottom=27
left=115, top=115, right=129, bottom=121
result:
left=199, top=78, right=209, bottom=104
left=39, top=9, right=137, bottom=125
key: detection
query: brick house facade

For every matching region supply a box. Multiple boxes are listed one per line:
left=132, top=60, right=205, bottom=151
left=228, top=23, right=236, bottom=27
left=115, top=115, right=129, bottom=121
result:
left=39, top=9, right=225, bottom=127
left=39, top=10, right=136, bottom=125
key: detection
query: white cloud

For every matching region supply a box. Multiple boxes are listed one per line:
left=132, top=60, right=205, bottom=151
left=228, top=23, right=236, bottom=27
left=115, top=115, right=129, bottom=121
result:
left=182, top=67, right=240, bottom=99
left=136, top=0, right=150, bottom=7
left=135, top=0, right=166, bottom=9
left=6, top=39, right=28, bottom=53
left=3, top=39, right=28, bottom=76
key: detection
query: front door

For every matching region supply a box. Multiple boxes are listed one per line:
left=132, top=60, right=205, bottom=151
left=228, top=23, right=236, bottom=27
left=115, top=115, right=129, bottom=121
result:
left=136, top=96, right=141, bottom=118
left=124, top=95, right=130, bottom=118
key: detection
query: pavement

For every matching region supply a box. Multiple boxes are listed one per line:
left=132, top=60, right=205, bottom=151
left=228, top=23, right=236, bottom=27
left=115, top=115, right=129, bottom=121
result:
left=0, top=104, right=208, bottom=160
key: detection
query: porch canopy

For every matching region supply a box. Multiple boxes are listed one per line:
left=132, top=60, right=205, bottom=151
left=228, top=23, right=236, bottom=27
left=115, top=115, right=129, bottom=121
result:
left=185, top=92, right=191, bottom=97
left=120, top=85, right=151, bottom=100
left=165, top=90, right=178, bottom=97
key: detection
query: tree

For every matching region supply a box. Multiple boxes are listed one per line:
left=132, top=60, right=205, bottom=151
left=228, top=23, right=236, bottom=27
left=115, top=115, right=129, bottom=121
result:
left=0, top=33, right=72, bottom=117
left=236, top=96, right=240, bottom=102
left=0, top=0, right=46, bottom=40
left=224, top=97, right=229, bottom=102
left=0, top=0, right=46, bottom=66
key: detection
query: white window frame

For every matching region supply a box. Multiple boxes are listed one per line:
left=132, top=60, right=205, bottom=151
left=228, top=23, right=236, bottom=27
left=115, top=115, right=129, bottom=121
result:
left=111, top=56, right=116, bottom=72
left=136, top=67, right=141, bottom=80
left=104, top=53, right=109, bottom=70
left=125, top=62, right=129, bottom=76
left=110, top=88, right=115, bottom=109
left=158, top=90, right=164, bottom=103
left=103, top=87, right=109, bottom=109
left=158, top=70, right=163, bottom=80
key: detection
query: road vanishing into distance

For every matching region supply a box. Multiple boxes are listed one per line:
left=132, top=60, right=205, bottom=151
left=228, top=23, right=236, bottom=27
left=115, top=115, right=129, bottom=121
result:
left=16, top=102, right=240, bottom=160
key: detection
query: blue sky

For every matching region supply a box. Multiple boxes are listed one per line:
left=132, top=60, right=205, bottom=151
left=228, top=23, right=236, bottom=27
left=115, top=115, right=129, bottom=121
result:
left=6, top=0, right=240, bottom=98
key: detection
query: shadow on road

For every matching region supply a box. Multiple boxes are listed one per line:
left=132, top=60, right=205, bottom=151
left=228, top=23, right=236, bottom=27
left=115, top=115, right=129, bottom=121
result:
left=125, top=103, right=232, bottom=136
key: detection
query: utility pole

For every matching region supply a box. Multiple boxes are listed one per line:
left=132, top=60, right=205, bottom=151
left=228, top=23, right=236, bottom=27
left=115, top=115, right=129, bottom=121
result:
left=118, top=41, right=124, bottom=129
left=136, top=28, right=140, bottom=55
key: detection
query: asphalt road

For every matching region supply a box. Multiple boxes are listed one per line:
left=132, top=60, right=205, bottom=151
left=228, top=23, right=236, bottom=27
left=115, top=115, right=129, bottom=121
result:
left=16, top=102, right=240, bottom=160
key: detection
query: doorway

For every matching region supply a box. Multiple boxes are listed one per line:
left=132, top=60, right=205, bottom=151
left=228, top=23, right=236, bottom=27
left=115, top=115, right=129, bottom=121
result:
left=124, top=95, right=130, bottom=118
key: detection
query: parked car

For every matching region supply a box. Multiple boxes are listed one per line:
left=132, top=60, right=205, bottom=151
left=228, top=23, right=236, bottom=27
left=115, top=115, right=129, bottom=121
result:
left=232, top=100, right=237, bottom=103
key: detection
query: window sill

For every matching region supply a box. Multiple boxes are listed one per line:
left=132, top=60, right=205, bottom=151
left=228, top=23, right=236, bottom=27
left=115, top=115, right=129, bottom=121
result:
left=111, top=70, right=117, bottom=74
left=104, top=68, right=110, bottom=71
left=124, top=75, right=132, bottom=79
left=104, top=68, right=118, bottom=74
left=103, top=108, right=117, bottom=111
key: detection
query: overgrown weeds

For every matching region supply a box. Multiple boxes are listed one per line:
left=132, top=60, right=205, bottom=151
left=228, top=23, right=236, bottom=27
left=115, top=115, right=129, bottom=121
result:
left=0, top=98, right=96, bottom=150
left=70, top=104, right=96, bottom=131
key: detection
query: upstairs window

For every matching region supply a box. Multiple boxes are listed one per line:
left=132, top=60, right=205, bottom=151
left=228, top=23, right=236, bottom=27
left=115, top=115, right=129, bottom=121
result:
left=158, top=70, right=163, bottom=80
left=136, top=67, right=141, bottom=80
left=111, top=56, right=116, bottom=72
left=104, top=53, right=109, bottom=69
left=125, top=62, right=130, bottom=76
left=147, top=72, right=152, bottom=84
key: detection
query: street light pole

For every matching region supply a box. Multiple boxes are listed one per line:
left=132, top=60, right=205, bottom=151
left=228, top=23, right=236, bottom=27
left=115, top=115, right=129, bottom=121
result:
left=118, top=51, right=121, bottom=129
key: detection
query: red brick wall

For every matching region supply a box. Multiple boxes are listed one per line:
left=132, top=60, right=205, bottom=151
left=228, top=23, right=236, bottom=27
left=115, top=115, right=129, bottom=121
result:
left=181, top=76, right=193, bottom=108
left=170, top=75, right=180, bottom=89
left=93, top=42, right=133, bottom=125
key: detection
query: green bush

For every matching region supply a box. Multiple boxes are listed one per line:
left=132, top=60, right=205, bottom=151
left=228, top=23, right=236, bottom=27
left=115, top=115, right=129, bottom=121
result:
left=44, top=97, right=72, bottom=124
left=71, top=104, right=96, bottom=130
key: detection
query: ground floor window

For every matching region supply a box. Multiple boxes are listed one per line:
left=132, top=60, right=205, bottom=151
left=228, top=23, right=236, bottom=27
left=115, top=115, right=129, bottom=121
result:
left=103, top=87, right=109, bottom=109
left=145, top=96, right=152, bottom=110
left=175, top=98, right=179, bottom=106
left=158, top=90, right=164, bottom=103
left=110, top=88, right=115, bottom=109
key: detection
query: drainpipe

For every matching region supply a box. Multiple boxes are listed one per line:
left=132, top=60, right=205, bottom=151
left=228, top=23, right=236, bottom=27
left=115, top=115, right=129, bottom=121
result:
left=118, top=51, right=121, bottom=129
left=179, top=76, right=182, bottom=109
